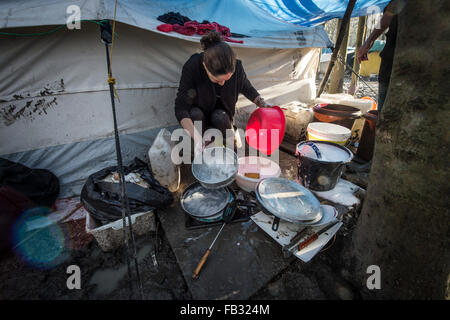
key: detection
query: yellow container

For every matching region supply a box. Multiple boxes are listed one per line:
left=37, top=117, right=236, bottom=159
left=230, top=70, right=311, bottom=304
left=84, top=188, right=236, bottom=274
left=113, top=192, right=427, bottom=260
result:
left=360, top=52, right=382, bottom=77
left=307, top=132, right=346, bottom=145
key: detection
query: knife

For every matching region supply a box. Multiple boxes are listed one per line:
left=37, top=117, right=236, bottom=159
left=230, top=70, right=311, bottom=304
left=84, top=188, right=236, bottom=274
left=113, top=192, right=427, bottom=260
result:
left=281, top=227, right=311, bottom=258
left=286, top=228, right=309, bottom=248
left=297, top=220, right=340, bottom=251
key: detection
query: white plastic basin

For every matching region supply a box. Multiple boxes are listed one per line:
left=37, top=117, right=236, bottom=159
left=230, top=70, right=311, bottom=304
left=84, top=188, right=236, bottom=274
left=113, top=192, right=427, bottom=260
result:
left=236, top=156, right=281, bottom=192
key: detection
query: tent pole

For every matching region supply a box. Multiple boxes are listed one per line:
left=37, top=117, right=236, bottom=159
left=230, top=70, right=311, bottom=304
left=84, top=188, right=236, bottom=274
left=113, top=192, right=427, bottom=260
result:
left=101, top=21, right=144, bottom=300
left=327, top=19, right=350, bottom=94
left=317, top=0, right=357, bottom=98
left=349, top=15, right=367, bottom=95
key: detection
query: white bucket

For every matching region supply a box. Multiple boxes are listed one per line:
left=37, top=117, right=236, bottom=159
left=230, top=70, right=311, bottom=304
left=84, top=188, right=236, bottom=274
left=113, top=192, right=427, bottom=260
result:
left=307, top=122, right=351, bottom=145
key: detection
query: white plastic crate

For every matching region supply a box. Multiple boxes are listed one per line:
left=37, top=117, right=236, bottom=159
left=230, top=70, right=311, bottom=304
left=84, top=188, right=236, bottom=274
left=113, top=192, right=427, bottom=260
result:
left=85, top=209, right=155, bottom=252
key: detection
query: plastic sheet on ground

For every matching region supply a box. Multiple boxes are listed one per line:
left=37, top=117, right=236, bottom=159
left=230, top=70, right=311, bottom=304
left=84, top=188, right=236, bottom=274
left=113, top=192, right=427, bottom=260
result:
left=313, top=178, right=362, bottom=208
left=250, top=211, right=342, bottom=263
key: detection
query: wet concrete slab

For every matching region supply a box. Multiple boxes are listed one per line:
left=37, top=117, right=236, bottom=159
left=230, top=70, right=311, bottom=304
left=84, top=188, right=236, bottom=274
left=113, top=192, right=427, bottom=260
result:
left=158, top=151, right=298, bottom=300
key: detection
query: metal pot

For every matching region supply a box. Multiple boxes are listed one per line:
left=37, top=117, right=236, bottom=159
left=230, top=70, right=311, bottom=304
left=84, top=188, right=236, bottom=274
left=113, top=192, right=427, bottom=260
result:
left=180, top=182, right=234, bottom=221
left=192, top=147, right=238, bottom=189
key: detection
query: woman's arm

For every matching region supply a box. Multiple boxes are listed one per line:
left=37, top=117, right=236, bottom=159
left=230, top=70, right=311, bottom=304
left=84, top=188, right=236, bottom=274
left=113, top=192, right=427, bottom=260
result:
left=180, top=117, right=203, bottom=152
left=175, top=57, right=197, bottom=123
left=175, top=56, right=205, bottom=153
left=357, top=9, right=394, bottom=63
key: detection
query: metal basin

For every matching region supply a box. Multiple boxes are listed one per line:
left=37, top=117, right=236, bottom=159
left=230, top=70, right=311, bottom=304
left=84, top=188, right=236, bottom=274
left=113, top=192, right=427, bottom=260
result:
left=192, top=147, right=238, bottom=189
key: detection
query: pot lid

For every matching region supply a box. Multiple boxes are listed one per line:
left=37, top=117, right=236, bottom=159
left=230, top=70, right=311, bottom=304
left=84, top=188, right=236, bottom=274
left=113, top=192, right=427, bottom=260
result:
left=181, top=183, right=231, bottom=218
left=255, top=177, right=322, bottom=223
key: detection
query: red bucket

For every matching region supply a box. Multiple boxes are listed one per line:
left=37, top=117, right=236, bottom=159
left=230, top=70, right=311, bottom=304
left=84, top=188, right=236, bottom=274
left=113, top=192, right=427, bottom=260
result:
left=245, top=106, right=286, bottom=155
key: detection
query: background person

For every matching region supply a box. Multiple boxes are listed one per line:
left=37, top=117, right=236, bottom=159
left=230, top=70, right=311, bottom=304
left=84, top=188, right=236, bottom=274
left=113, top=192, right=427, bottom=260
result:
left=357, top=0, right=405, bottom=112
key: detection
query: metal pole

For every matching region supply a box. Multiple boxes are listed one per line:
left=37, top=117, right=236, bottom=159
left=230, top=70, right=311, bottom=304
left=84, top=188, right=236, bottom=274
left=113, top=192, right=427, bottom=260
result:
left=349, top=16, right=367, bottom=95
left=102, top=20, right=144, bottom=299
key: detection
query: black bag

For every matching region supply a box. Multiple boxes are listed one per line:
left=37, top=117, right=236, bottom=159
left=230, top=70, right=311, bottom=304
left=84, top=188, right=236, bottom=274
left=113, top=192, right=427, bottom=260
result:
left=80, top=157, right=173, bottom=225
left=0, top=158, right=60, bottom=208
left=0, top=186, right=38, bottom=256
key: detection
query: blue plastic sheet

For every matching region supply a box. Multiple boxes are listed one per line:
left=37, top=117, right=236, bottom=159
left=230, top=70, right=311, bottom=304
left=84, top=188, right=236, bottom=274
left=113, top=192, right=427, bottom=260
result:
left=250, top=0, right=390, bottom=26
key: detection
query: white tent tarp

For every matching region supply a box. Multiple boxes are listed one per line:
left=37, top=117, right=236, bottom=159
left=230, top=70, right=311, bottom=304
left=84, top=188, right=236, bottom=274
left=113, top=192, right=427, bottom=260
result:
left=0, top=0, right=327, bottom=197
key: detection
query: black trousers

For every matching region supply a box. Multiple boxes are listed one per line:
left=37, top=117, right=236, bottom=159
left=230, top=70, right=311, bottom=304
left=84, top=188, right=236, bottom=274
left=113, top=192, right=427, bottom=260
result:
left=189, top=107, right=233, bottom=138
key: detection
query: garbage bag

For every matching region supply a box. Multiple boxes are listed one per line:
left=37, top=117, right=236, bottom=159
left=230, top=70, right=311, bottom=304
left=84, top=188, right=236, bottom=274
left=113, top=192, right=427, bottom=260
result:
left=0, top=158, right=60, bottom=208
left=0, top=186, right=38, bottom=257
left=80, top=157, right=173, bottom=225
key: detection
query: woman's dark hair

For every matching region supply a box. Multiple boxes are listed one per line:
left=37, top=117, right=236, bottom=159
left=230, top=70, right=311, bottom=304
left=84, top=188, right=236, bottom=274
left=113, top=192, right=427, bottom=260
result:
left=200, top=31, right=236, bottom=76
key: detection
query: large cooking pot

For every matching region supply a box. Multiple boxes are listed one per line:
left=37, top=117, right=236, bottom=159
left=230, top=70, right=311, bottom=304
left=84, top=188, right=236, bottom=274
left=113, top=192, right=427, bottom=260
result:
left=296, top=141, right=353, bottom=191
left=255, top=177, right=323, bottom=231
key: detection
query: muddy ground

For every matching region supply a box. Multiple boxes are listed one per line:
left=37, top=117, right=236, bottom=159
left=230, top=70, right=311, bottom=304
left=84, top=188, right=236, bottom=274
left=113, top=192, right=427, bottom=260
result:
left=0, top=163, right=371, bottom=300
left=0, top=201, right=365, bottom=300
left=0, top=76, right=378, bottom=300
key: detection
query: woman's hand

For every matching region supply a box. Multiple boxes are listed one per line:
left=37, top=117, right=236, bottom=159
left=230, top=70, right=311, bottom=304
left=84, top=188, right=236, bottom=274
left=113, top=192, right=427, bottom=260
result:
left=194, top=140, right=205, bottom=156
left=254, top=96, right=272, bottom=108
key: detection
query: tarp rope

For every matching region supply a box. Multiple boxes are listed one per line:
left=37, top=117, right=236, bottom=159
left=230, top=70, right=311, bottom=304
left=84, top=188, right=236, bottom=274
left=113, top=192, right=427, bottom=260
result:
left=101, top=0, right=144, bottom=299
left=336, top=53, right=379, bottom=98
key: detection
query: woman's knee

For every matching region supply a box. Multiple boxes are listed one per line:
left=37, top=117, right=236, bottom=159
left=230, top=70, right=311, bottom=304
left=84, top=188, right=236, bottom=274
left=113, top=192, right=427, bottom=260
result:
left=210, top=109, right=231, bottom=129
left=189, top=107, right=205, bottom=122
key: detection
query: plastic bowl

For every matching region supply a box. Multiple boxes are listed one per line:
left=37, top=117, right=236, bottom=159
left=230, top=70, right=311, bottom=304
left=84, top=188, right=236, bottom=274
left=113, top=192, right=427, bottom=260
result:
left=312, top=104, right=362, bottom=129
left=306, top=122, right=352, bottom=145
left=235, top=156, right=281, bottom=192
left=245, top=106, right=286, bottom=155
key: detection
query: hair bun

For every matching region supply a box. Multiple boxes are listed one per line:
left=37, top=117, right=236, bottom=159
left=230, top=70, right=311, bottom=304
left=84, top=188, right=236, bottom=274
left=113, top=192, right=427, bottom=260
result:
left=200, top=30, right=223, bottom=50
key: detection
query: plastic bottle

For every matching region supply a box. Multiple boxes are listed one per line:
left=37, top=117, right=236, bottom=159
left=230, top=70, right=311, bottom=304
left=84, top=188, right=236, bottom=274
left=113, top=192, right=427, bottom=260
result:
left=148, top=129, right=180, bottom=192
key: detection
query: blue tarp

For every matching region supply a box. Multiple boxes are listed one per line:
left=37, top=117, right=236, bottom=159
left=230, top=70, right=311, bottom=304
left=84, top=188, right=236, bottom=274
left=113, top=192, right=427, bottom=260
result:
left=0, top=0, right=333, bottom=48
left=250, top=0, right=390, bottom=27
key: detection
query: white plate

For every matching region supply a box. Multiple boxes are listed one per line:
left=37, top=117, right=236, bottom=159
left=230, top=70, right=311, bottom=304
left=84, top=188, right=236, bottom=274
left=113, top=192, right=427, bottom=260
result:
left=308, top=204, right=338, bottom=227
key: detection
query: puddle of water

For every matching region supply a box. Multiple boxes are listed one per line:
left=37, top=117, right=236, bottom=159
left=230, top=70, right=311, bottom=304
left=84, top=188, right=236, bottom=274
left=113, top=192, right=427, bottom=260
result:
left=88, top=244, right=152, bottom=297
